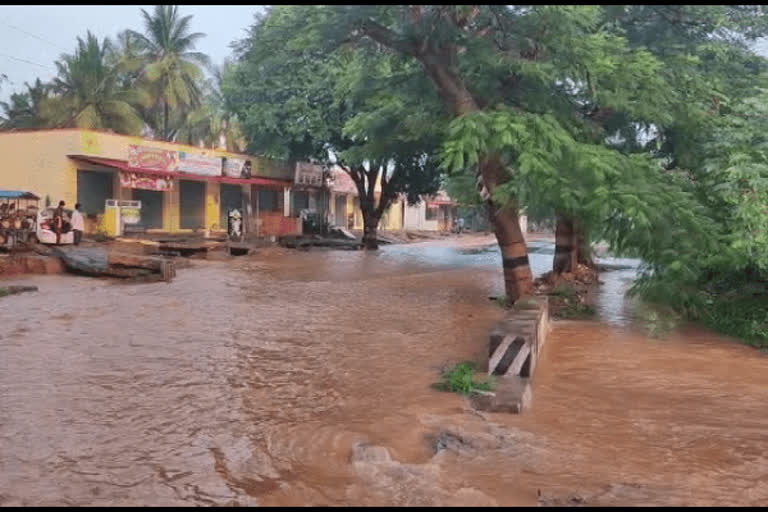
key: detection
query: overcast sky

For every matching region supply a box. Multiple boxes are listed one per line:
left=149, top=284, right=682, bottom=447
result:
left=0, top=5, right=265, bottom=102
left=2, top=5, right=768, bottom=105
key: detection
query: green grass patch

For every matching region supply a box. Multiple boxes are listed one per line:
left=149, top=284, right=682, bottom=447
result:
left=0, top=288, right=10, bottom=298
left=557, top=302, right=596, bottom=319
left=432, top=361, right=495, bottom=395
left=549, top=284, right=578, bottom=298
left=696, top=293, right=768, bottom=348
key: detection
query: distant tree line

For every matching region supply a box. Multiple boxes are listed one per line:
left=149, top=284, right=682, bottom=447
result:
left=0, top=5, right=243, bottom=151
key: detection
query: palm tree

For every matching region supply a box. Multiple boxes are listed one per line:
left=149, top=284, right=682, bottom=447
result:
left=175, top=62, right=245, bottom=151
left=127, top=5, right=210, bottom=141
left=0, top=79, right=51, bottom=130
left=45, top=31, right=147, bottom=135
left=111, top=30, right=145, bottom=89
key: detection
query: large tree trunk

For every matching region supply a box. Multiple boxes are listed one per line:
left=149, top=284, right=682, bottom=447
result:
left=358, top=24, right=532, bottom=301
left=163, top=101, right=169, bottom=141
left=576, top=228, right=596, bottom=269
left=553, top=213, right=578, bottom=275
left=490, top=199, right=533, bottom=301
left=362, top=211, right=380, bottom=250
left=554, top=215, right=596, bottom=274
left=422, top=56, right=532, bottom=302
left=481, top=157, right=533, bottom=301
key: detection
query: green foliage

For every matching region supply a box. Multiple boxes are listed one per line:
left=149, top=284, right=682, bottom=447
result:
left=550, top=285, right=578, bottom=298
left=225, top=5, right=445, bottom=233
left=547, top=284, right=595, bottom=319
left=44, top=31, right=147, bottom=134
left=624, top=81, right=768, bottom=346
left=433, top=362, right=494, bottom=395
left=0, top=5, right=219, bottom=144
left=558, top=302, right=596, bottom=319
left=697, top=292, right=768, bottom=348
left=175, top=61, right=245, bottom=151
left=0, top=79, right=50, bottom=130
left=126, top=5, right=210, bottom=141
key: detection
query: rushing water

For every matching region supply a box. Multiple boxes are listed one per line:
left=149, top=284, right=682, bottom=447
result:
left=1, top=236, right=766, bottom=506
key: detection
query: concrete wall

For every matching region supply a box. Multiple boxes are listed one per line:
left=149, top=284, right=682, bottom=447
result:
left=380, top=199, right=403, bottom=231
left=0, top=130, right=81, bottom=206
left=404, top=201, right=439, bottom=231
left=328, top=191, right=404, bottom=232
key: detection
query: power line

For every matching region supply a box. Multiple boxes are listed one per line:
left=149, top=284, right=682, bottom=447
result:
left=0, top=19, right=69, bottom=52
left=0, top=51, right=55, bottom=71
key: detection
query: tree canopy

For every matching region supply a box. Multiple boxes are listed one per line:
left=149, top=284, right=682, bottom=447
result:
left=224, top=5, right=447, bottom=247
left=45, top=31, right=148, bottom=135
left=0, top=5, right=222, bottom=147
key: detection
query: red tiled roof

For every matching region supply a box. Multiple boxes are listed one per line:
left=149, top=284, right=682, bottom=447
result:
left=330, top=167, right=359, bottom=195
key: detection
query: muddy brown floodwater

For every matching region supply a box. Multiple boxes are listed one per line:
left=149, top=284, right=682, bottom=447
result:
left=1, top=235, right=767, bottom=506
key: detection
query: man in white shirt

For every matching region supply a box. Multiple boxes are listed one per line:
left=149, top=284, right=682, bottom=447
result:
left=71, top=203, right=85, bottom=246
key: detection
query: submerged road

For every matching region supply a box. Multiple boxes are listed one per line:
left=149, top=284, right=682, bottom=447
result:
left=1, top=235, right=767, bottom=506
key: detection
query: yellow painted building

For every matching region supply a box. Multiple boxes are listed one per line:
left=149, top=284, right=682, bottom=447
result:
left=328, top=166, right=404, bottom=232
left=0, top=129, right=299, bottom=236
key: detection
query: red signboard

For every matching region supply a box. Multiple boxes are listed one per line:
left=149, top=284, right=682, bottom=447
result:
left=128, top=144, right=178, bottom=172
left=119, top=171, right=174, bottom=191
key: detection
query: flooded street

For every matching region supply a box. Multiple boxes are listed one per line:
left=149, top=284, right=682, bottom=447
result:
left=1, top=235, right=767, bottom=506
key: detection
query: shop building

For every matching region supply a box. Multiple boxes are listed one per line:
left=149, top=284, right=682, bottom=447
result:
left=0, top=129, right=300, bottom=237
left=404, top=190, right=528, bottom=234
left=327, top=166, right=404, bottom=231
left=291, top=161, right=327, bottom=220
left=403, top=190, right=458, bottom=231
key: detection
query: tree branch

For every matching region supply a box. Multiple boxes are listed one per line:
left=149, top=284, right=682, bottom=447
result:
left=359, top=19, right=417, bottom=57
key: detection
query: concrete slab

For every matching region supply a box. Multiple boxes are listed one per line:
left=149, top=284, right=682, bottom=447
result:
left=476, top=294, right=549, bottom=414
left=469, top=376, right=532, bottom=414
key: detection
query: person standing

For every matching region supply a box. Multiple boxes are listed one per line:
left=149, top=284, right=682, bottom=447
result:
left=53, top=200, right=65, bottom=245
left=71, top=203, right=84, bottom=246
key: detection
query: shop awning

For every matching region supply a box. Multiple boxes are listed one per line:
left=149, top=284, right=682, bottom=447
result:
left=0, top=190, right=40, bottom=200
left=67, top=154, right=292, bottom=188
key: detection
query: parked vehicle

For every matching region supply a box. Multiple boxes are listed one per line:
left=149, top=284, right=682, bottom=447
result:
left=35, top=207, right=74, bottom=245
left=0, top=190, right=39, bottom=248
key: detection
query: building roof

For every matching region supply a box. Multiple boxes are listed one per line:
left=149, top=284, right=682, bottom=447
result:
left=68, top=155, right=292, bottom=188
left=330, top=167, right=359, bottom=196
left=0, top=127, right=257, bottom=161
left=426, top=190, right=456, bottom=206
left=0, top=190, right=40, bottom=200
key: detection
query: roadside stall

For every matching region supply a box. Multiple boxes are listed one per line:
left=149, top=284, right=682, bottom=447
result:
left=0, top=190, right=39, bottom=249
